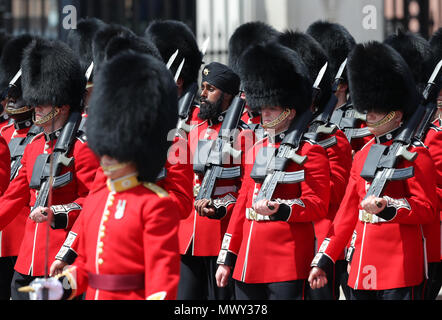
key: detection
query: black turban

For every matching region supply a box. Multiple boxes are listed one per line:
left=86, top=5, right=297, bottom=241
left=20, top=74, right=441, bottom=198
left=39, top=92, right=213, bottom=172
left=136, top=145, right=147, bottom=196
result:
left=201, top=62, right=240, bottom=96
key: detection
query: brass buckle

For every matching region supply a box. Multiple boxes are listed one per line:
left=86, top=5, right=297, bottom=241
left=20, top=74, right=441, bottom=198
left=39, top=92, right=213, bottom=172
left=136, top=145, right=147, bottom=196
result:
left=361, top=210, right=373, bottom=223
left=193, top=185, right=201, bottom=198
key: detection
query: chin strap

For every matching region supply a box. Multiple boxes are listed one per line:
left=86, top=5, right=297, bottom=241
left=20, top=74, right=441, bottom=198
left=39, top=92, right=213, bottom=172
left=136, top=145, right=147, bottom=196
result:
left=262, top=108, right=291, bottom=129
left=366, top=111, right=396, bottom=129
left=32, top=107, right=60, bottom=125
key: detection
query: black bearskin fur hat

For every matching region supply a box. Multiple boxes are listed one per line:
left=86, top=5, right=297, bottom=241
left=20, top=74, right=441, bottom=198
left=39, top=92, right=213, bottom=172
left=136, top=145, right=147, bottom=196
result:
left=239, top=41, right=312, bottom=113
left=92, top=23, right=135, bottom=75
left=104, top=35, right=161, bottom=62
left=87, top=52, right=178, bottom=182
left=384, top=30, right=437, bottom=92
left=0, top=34, right=34, bottom=90
left=278, top=30, right=332, bottom=112
left=306, top=20, right=356, bottom=83
left=67, top=17, right=107, bottom=77
left=145, top=20, right=202, bottom=90
left=228, top=21, right=280, bottom=75
left=430, top=27, right=442, bottom=60
left=21, top=38, right=86, bottom=111
left=347, top=41, right=419, bottom=119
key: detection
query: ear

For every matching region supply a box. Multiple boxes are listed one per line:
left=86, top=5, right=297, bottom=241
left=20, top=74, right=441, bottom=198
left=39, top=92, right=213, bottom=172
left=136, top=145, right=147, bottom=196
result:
left=337, top=83, right=349, bottom=93
left=288, top=108, right=296, bottom=121
left=60, top=105, right=71, bottom=114
left=395, top=110, right=404, bottom=124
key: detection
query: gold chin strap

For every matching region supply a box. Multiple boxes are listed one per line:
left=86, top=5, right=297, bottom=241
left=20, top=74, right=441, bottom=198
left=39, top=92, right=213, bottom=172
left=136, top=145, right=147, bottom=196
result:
left=262, top=108, right=291, bottom=129
left=366, top=111, right=396, bottom=128
left=32, top=107, right=61, bottom=125
left=101, top=161, right=129, bottom=174
left=5, top=105, right=33, bottom=115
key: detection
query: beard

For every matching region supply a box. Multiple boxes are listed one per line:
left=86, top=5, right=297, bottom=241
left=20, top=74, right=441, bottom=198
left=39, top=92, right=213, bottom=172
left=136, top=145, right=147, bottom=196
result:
left=198, top=94, right=224, bottom=121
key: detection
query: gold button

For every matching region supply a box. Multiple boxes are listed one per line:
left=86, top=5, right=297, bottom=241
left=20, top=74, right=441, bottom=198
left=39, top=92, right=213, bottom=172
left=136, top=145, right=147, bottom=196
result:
left=99, top=232, right=105, bottom=239
left=98, top=241, right=104, bottom=248
left=97, top=248, right=103, bottom=254
left=104, top=210, right=110, bottom=216
left=98, top=258, right=104, bottom=265
left=103, top=216, right=108, bottom=222
left=100, top=225, right=106, bottom=232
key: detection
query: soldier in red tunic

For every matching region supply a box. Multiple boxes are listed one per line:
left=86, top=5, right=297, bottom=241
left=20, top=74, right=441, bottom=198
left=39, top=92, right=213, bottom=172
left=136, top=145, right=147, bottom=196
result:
left=215, top=41, right=330, bottom=300
left=278, top=30, right=353, bottom=300
left=385, top=30, right=442, bottom=300
left=309, top=42, right=438, bottom=300
left=0, top=34, right=36, bottom=300
left=0, top=38, right=99, bottom=300
left=307, top=21, right=373, bottom=154
left=23, top=51, right=181, bottom=300
left=177, top=62, right=247, bottom=300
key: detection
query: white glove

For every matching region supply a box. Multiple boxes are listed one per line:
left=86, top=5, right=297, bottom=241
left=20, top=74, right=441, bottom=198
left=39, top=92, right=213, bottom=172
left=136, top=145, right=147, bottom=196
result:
left=28, top=277, right=63, bottom=300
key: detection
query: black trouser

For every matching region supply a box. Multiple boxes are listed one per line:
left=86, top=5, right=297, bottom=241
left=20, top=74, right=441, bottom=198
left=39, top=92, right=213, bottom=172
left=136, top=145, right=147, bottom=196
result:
left=10, top=271, right=42, bottom=300
left=0, top=257, right=17, bottom=300
left=349, top=285, right=423, bottom=300
left=235, top=279, right=306, bottom=300
left=336, top=260, right=352, bottom=300
left=423, top=261, right=442, bottom=300
left=177, top=253, right=235, bottom=300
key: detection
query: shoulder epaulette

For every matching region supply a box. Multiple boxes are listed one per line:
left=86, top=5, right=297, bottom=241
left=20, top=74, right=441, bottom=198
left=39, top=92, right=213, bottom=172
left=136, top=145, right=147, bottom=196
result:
left=238, top=120, right=250, bottom=130
left=143, top=182, right=169, bottom=198
left=429, top=123, right=442, bottom=132
left=76, top=130, right=87, bottom=143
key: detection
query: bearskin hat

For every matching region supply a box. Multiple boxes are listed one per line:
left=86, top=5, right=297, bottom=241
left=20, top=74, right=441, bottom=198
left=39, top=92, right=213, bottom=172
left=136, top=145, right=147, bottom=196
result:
left=21, top=38, right=86, bottom=111
left=347, top=41, right=419, bottom=119
left=87, top=52, right=178, bottom=182
left=0, top=34, right=34, bottom=90
left=0, top=31, right=11, bottom=57
left=144, top=20, right=202, bottom=90
left=306, top=20, right=356, bottom=82
left=239, top=41, right=312, bottom=113
left=384, top=30, right=437, bottom=92
left=104, top=35, right=161, bottom=62
left=92, top=23, right=135, bottom=75
left=278, top=30, right=332, bottom=111
left=67, top=17, right=107, bottom=76
left=430, top=28, right=442, bottom=59
left=228, top=21, right=280, bottom=75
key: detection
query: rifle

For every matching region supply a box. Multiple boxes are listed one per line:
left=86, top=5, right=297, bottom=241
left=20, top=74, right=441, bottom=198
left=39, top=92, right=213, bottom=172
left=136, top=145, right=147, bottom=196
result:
left=329, top=97, right=371, bottom=143
left=413, top=59, right=442, bottom=142
left=250, top=63, right=329, bottom=203
left=176, top=82, right=199, bottom=133
left=304, top=59, right=351, bottom=147
left=176, top=37, right=210, bottom=133
left=193, top=92, right=246, bottom=201
left=9, top=125, right=42, bottom=180
left=360, top=60, right=442, bottom=206
left=29, top=111, right=83, bottom=220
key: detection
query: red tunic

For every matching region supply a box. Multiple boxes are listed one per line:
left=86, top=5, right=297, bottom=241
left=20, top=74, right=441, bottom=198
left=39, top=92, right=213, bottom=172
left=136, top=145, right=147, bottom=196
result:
left=312, top=134, right=438, bottom=290
left=63, top=179, right=180, bottom=300
left=421, top=122, right=442, bottom=261
left=312, top=129, right=352, bottom=256
left=219, top=134, right=330, bottom=283
left=56, top=135, right=194, bottom=263
left=240, top=106, right=261, bottom=125
left=0, top=122, right=34, bottom=257
left=0, top=130, right=99, bottom=276
left=178, top=116, right=251, bottom=256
